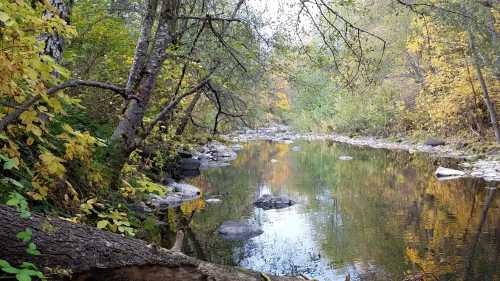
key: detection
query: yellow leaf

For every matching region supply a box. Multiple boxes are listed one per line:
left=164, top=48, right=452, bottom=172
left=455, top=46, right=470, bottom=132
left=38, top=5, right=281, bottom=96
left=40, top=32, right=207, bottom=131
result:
left=19, top=110, right=37, bottom=126
left=39, top=151, right=65, bottom=177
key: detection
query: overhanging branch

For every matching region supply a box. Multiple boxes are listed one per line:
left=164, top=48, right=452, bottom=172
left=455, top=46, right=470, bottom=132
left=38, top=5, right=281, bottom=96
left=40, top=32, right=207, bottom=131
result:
left=0, top=80, right=127, bottom=131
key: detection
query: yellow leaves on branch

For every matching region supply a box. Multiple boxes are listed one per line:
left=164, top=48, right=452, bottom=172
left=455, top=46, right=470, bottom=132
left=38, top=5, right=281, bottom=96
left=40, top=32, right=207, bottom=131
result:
left=39, top=151, right=65, bottom=178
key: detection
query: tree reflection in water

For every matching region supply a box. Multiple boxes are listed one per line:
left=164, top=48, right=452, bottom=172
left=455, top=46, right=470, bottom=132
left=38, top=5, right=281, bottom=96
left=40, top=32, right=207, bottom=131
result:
left=185, top=141, right=499, bottom=281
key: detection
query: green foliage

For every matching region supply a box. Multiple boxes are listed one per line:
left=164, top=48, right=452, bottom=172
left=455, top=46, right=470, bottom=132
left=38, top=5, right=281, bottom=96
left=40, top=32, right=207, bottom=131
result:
left=0, top=259, right=45, bottom=281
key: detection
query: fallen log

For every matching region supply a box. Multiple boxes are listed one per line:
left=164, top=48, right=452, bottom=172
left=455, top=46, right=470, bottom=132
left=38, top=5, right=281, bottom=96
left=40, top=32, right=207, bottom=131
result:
left=0, top=205, right=304, bottom=281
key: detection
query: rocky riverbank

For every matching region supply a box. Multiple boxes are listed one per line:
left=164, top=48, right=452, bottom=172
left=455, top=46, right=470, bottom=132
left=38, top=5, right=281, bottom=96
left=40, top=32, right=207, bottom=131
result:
left=226, top=125, right=500, bottom=182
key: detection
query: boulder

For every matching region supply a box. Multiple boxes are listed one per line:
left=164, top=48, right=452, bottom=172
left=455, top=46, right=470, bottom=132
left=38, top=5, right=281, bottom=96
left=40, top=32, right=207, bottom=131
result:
left=254, top=194, right=295, bottom=210
left=178, top=158, right=201, bottom=170
left=177, top=150, right=193, bottom=158
left=218, top=220, right=263, bottom=241
left=425, top=138, right=446, bottom=146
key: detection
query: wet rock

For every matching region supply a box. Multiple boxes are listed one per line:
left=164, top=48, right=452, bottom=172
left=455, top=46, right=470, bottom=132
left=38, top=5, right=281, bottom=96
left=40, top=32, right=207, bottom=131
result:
left=218, top=220, right=263, bottom=241
left=201, top=141, right=237, bottom=161
left=149, top=182, right=201, bottom=210
left=339, top=156, right=353, bottom=161
left=175, top=169, right=200, bottom=178
left=177, top=150, right=193, bottom=158
left=128, top=202, right=153, bottom=218
left=424, top=138, right=446, bottom=147
left=291, top=146, right=301, bottom=152
left=178, top=158, right=201, bottom=170
left=254, top=194, right=295, bottom=210
left=196, top=141, right=238, bottom=169
left=170, top=182, right=201, bottom=197
left=434, top=166, right=466, bottom=179
left=231, top=144, right=243, bottom=151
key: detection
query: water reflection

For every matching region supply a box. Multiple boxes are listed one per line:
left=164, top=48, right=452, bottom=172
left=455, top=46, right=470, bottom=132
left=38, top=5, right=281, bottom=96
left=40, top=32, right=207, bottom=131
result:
left=187, top=141, right=500, bottom=281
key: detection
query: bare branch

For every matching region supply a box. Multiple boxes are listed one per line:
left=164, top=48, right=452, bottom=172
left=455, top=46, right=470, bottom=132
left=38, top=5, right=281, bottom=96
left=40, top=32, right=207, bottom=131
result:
left=177, top=15, right=242, bottom=22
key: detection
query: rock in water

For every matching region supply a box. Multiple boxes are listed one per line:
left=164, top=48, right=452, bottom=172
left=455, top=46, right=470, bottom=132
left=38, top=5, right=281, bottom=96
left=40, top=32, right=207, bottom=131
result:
left=170, top=182, right=201, bottom=197
left=435, top=166, right=466, bottom=178
left=254, top=194, right=295, bottom=210
left=149, top=182, right=201, bottom=210
left=205, top=198, right=222, bottom=204
left=177, top=158, right=201, bottom=170
left=218, top=220, right=263, bottom=240
left=231, top=144, right=243, bottom=151
left=291, top=146, right=301, bottom=152
left=424, top=138, right=446, bottom=146
left=339, top=156, right=353, bottom=161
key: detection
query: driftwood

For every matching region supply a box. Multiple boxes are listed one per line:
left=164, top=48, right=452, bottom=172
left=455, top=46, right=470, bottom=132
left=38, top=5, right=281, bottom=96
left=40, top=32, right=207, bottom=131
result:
left=0, top=205, right=305, bottom=281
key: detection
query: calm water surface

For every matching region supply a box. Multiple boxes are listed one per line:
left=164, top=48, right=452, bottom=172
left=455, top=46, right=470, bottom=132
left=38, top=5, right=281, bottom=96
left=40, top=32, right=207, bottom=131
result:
left=186, top=141, right=499, bottom=281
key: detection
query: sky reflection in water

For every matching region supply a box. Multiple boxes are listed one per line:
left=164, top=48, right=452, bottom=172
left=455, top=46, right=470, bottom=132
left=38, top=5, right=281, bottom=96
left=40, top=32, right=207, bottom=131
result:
left=188, top=141, right=500, bottom=281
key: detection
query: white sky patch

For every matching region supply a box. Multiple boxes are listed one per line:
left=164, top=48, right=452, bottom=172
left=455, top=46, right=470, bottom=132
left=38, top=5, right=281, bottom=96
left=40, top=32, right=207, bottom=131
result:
left=245, top=0, right=318, bottom=44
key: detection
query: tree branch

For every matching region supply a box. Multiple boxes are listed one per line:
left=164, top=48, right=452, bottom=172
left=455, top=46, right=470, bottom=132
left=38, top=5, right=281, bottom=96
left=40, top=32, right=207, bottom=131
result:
left=0, top=80, right=126, bottom=131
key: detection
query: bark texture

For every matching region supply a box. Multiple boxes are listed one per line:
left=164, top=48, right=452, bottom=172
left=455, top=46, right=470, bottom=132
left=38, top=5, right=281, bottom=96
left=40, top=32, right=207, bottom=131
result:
left=0, top=205, right=304, bottom=281
left=43, top=0, right=71, bottom=62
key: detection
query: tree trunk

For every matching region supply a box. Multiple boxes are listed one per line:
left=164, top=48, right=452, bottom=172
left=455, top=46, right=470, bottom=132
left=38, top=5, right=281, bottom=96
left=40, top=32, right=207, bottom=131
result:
left=109, top=0, right=179, bottom=177
left=0, top=205, right=303, bottom=281
left=467, top=28, right=500, bottom=143
left=43, top=0, right=71, bottom=63
left=175, top=92, right=202, bottom=136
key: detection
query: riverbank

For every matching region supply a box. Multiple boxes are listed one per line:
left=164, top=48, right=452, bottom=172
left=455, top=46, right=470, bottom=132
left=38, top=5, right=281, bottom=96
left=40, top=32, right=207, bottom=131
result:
left=225, top=125, right=500, bottom=182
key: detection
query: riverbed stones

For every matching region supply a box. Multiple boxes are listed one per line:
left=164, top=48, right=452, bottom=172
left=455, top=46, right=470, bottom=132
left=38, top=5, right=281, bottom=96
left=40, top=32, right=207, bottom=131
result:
left=200, top=141, right=237, bottom=161
left=149, top=182, right=201, bottom=210
left=218, top=220, right=263, bottom=240
left=225, top=125, right=500, bottom=182
left=254, top=194, right=295, bottom=210
left=194, top=141, right=238, bottom=169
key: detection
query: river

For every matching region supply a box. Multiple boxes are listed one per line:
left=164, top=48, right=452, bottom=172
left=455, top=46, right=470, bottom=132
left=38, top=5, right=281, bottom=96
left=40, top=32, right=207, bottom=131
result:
left=183, top=140, right=499, bottom=281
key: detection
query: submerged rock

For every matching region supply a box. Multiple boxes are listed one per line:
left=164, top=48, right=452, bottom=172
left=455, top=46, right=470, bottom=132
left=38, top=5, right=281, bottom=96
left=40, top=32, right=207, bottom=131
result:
left=205, top=198, right=222, bottom=204
left=425, top=138, right=446, bottom=147
left=435, top=166, right=466, bottom=179
left=339, top=156, right=353, bottom=161
left=254, top=194, right=295, bottom=210
left=218, top=220, right=263, bottom=241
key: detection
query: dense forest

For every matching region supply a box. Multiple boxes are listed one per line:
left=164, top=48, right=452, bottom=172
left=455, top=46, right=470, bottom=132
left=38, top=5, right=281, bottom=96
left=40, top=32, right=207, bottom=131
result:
left=0, top=0, right=499, bottom=280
